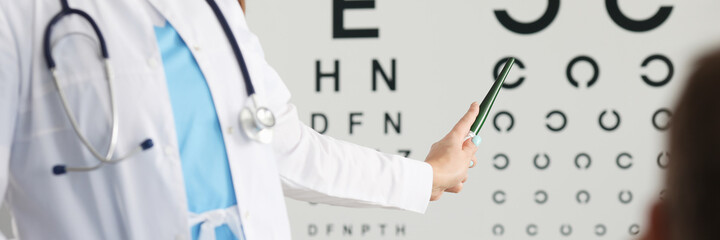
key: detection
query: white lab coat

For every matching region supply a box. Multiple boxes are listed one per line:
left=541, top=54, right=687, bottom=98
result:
left=0, top=0, right=433, bottom=239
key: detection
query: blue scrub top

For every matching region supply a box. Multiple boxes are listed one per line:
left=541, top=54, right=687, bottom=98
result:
left=155, top=21, right=243, bottom=240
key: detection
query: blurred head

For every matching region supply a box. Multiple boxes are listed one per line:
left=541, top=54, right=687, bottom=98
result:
left=643, top=48, right=720, bottom=240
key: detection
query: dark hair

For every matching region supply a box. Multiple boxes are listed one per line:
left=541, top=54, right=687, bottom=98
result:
left=667, top=48, right=720, bottom=240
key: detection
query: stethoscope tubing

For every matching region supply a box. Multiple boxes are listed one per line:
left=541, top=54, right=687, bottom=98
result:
left=205, top=0, right=256, bottom=97
left=44, top=0, right=271, bottom=174
left=43, top=3, right=155, bottom=175
left=43, top=3, right=120, bottom=164
left=43, top=6, right=109, bottom=69
left=50, top=60, right=119, bottom=163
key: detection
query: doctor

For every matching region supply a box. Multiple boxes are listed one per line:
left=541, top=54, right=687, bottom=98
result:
left=0, top=0, right=479, bottom=239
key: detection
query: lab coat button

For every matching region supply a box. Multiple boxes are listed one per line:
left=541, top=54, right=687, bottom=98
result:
left=175, top=234, right=186, bottom=240
left=164, top=146, right=174, bottom=156
left=192, top=45, right=201, bottom=52
left=243, top=210, right=250, bottom=220
left=148, top=58, right=158, bottom=68
left=227, top=126, right=234, bottom=134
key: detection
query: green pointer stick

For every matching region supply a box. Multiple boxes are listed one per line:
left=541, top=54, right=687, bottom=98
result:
left=465, top=58, right=515, bottom=158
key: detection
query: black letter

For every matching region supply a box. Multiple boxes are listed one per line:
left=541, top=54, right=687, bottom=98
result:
left=373, top=59, right=396, bottom=91
left=316, top=60, right=340, bottom=92
left=361, top=224, right=370, bottom=235
left=350, top=112, right=363, bottom=135
left=326, top=224, right=334, bottom=236
left=384, top=112, right=401, bottom=134
left=311, top=113, right=329, bottom=134
left=379, top=224, right=387, bottom=236
left=308, top=224, right=318, bottom=236
left=333, top=0, right=379, bottom=38
left=396, top=225, right=406, bottom=236
left=343, top=225, right=353, bottom=236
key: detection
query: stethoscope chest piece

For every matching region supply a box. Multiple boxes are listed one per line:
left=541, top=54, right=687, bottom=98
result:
left=239, top=105, right=275, bottom=144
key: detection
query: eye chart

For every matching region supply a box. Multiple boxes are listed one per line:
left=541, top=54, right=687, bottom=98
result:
left=247, top=0, right=720, bottom=239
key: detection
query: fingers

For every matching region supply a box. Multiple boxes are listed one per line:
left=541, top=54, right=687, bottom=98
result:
left=447, top=174, right=468, bottom=193
left=462, top=138, right=478, bottom=153
left=447, top=102, right=480, bottom=141
left=446, top=183, right=463, bottom=193
left=430, top=192, right=443, bottom=201
left=462, top=138, right=479, bottom=169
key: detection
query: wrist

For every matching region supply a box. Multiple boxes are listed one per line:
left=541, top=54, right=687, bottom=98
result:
left=425, top=160, right=447, bottom=199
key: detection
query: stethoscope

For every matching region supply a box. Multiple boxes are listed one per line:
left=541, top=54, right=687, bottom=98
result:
left=46, top=0, right=275, bottom=175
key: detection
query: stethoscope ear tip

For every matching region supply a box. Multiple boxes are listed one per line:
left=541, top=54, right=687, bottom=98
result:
left=140, top=139, right=154, bottom=150
left=52, top=165, right=67, bottom=175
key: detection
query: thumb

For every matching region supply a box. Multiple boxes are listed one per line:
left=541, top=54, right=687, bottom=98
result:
left=447, top=102, right=480, bottom=141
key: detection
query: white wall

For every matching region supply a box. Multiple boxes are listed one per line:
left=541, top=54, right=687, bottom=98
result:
left=246, top=0, right=720, bottom=239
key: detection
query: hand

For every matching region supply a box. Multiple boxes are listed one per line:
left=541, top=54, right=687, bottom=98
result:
left=424, top=102, right=480, bottom=201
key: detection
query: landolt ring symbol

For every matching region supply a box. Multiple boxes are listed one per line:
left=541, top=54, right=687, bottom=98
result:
left=494, top=57, right=526, bottom=89
left=642, top=54, right=674, bottom=87
left=616, top=152, right=633, bottom=169
left=494, top=0, right=560, bottom=34
left=535, top=190, right=548, bottom=204
left=493, top=153, right=510, bottom=170
left=657, top=152, right=670, bottom=169
left=606, top=0, right=674, bottom=32
left=534, top=153, right=550, bottom=170
left=493, top=190, right=506, bottom=204
left=526, top=224, right=538, bottom=236
left=599, top=110, right=621, bottom=131
left=560, top=224, right=572, bottom=236
left=567, top=56, right=599, bottom=88
left=619, top=190, right=633, bottom=204
left=629, top=224, right=640, bottom=235
left=546, top=110, right=567, bottom=132
left=492, top=224, right=504, bottom=236
left=653, top=108, right=672, bottom=131
left=595, top=224, right=607, bottom=236
left=576, top=190, right=590, bottom=204
left=493, top=111, right=514, bottom=132
left=575, top=153, right=592, bottom=170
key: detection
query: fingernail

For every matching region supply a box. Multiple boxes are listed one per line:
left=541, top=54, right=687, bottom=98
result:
left=469, top=161, right=474, bottom=167
left=472, top=135, right=482, bottom=146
